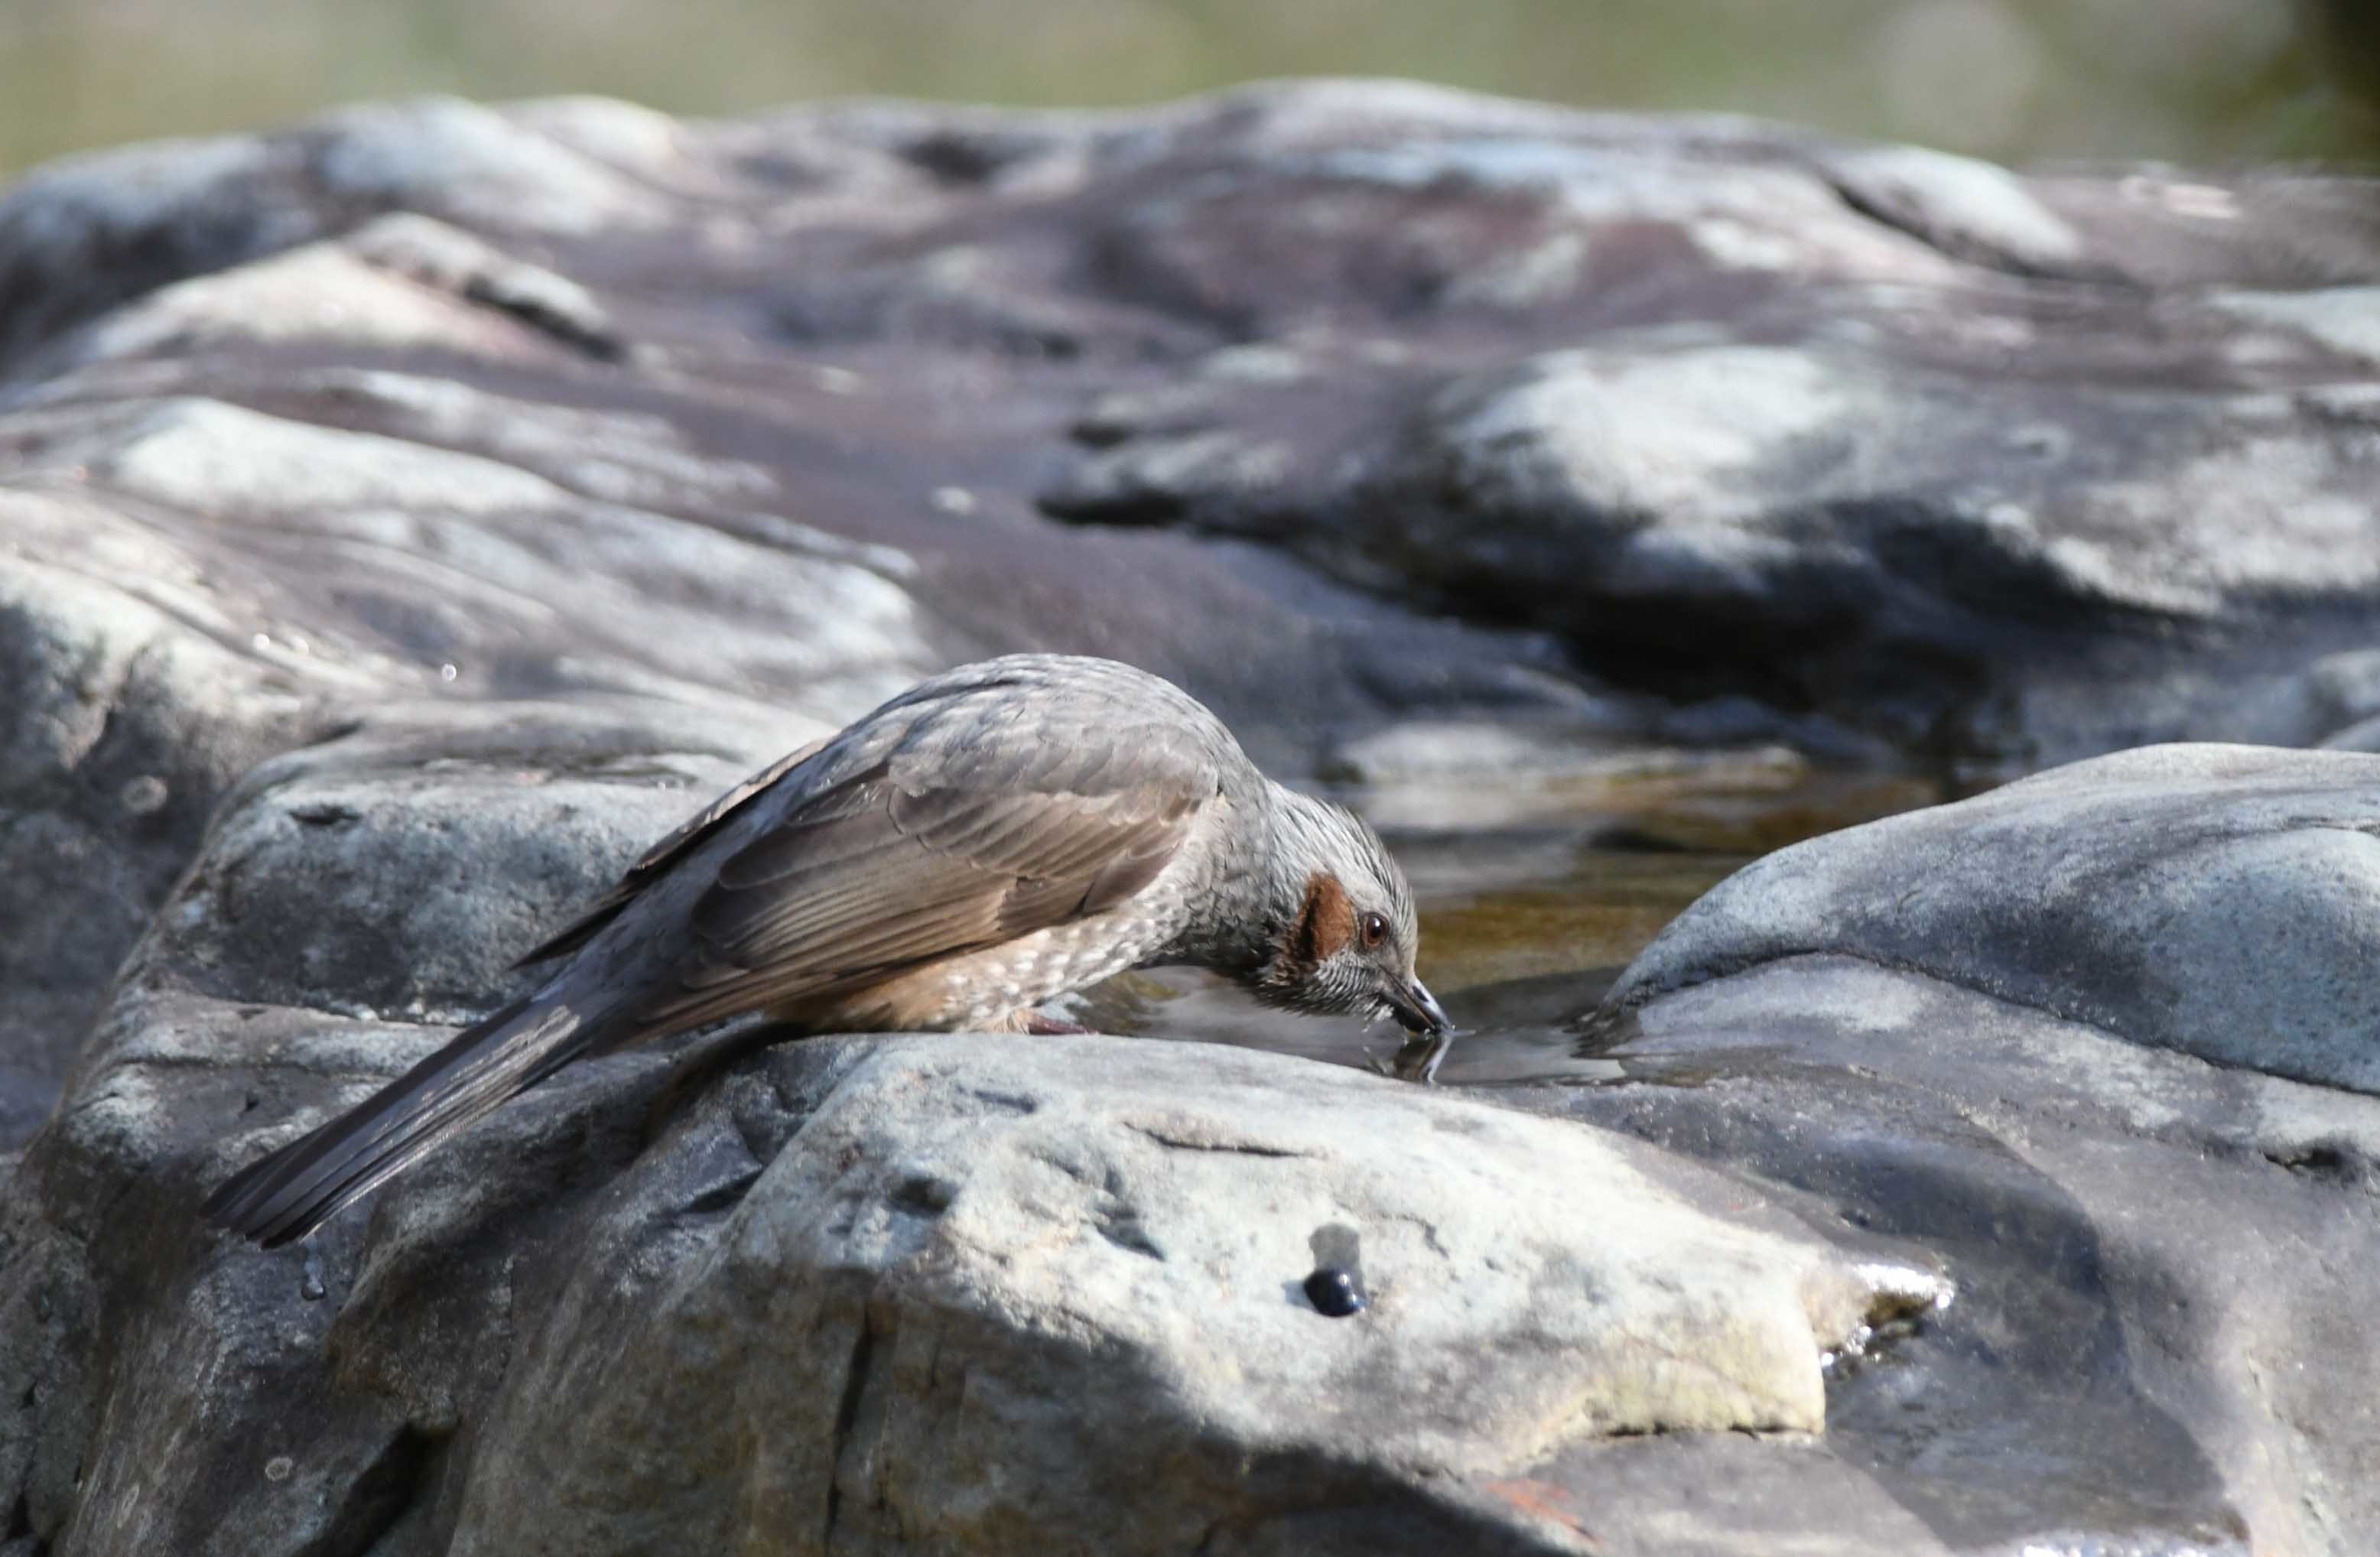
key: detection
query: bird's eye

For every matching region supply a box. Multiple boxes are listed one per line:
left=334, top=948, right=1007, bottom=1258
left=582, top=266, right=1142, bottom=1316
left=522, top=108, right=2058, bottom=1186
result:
left=1359, top=912, right=1388, bottom=951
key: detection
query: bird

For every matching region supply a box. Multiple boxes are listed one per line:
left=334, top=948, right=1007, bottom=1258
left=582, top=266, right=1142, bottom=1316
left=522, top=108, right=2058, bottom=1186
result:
left=203, top=653, right=1454, bottom=1247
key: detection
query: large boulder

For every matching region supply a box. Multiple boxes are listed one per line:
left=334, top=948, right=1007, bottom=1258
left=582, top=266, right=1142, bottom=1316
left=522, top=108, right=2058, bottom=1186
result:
left=1607, top=742, right=2380, bottom=1091
left=1578, top=743, right=2380, bottom=1555
left=398, top=1036, right=1936, bottom=1556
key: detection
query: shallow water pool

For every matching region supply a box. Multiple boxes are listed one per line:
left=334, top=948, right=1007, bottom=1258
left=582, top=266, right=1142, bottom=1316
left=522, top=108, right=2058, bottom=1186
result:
left=1103, top=758, right=1947, bottom=1082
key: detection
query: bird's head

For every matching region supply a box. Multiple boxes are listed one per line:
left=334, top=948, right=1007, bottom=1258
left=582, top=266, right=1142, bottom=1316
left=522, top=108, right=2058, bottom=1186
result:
left=1250, top=793, right=1450, bottom=1048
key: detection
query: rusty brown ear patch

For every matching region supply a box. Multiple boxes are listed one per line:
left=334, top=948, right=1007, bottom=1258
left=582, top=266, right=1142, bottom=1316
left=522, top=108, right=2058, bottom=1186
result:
left=1290, top=872, right=1357, bottom=964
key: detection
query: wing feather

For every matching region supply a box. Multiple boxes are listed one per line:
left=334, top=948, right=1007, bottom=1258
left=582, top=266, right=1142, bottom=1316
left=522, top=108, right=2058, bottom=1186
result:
left=511, top=737, right=830, bottom=967
left=626, top=715, right=1219, bottom=1031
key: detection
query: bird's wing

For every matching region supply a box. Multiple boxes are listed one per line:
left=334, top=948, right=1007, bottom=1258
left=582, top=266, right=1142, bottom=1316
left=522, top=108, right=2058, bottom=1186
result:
left=512, top=737, right=829, bottom=969
left=623, top=701, right=1226, bottom=1034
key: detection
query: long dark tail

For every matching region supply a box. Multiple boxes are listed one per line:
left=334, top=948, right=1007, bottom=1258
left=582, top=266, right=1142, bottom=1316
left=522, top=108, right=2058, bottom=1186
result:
left=202, top=990, right=597, bottom=1247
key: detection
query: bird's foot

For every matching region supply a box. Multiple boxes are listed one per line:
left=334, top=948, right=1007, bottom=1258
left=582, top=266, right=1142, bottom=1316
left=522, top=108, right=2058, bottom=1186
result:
left=1023, top=1013, right=1099, bottom=1036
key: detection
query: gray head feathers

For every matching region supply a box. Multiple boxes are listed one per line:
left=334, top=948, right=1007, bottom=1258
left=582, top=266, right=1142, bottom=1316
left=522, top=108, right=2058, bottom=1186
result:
left=1266, top=789, right=1418, bottom=948
left=1245, top=789, right=1429, bottom=1027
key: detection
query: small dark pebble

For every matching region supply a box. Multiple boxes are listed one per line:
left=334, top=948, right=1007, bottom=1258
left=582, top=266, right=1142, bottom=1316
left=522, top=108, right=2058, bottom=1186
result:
left=1303, top=1265, right=1367, bottom=1317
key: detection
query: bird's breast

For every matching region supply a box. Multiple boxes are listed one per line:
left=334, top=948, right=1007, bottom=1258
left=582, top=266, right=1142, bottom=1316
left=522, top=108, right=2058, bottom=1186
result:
left=778, top=896, right=1188, bottom=1034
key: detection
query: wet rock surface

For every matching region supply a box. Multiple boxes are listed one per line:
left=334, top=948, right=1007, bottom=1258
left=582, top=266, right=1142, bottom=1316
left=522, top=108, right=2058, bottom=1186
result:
left=2, top=80, right=2378, bottom=1557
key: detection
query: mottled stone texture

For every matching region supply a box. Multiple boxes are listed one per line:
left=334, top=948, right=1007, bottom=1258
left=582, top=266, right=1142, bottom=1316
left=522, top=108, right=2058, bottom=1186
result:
left=2, top=80, right=2378, bottom=1557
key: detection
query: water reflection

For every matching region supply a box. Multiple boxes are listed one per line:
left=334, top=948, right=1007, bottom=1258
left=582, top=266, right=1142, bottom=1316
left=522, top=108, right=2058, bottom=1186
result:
left=1104, top=760, right=1949, bottom=1083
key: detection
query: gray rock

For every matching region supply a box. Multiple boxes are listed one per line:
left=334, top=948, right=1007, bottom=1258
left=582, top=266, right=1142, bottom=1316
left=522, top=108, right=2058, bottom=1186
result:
left=1606, top=742, right=2380, bottom=1092
left=4, top=78, right=2371, bottom=790
left=1575, top=955, right=2380, bottom=1555
left=450, top=1035, right=1937, bottom=1556
left=1016, top=95, right=2380, bottom=766
left=0, top=507, right=333, bottom=1146
left=1579, top=742, right=2380, bottom=1553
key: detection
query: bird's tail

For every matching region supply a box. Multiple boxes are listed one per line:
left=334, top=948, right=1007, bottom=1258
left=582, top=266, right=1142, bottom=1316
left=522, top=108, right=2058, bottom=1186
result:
left=202, top=990, right=597, bottom=1248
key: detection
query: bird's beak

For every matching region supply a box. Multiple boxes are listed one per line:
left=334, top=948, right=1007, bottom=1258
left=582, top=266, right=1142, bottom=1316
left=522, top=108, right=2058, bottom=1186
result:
left=1385, top=977, right=1452, bottom=1039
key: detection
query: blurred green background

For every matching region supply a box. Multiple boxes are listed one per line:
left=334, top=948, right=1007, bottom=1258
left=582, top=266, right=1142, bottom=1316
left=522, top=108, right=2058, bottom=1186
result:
left=2, top=0, right=2375, bottom=178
